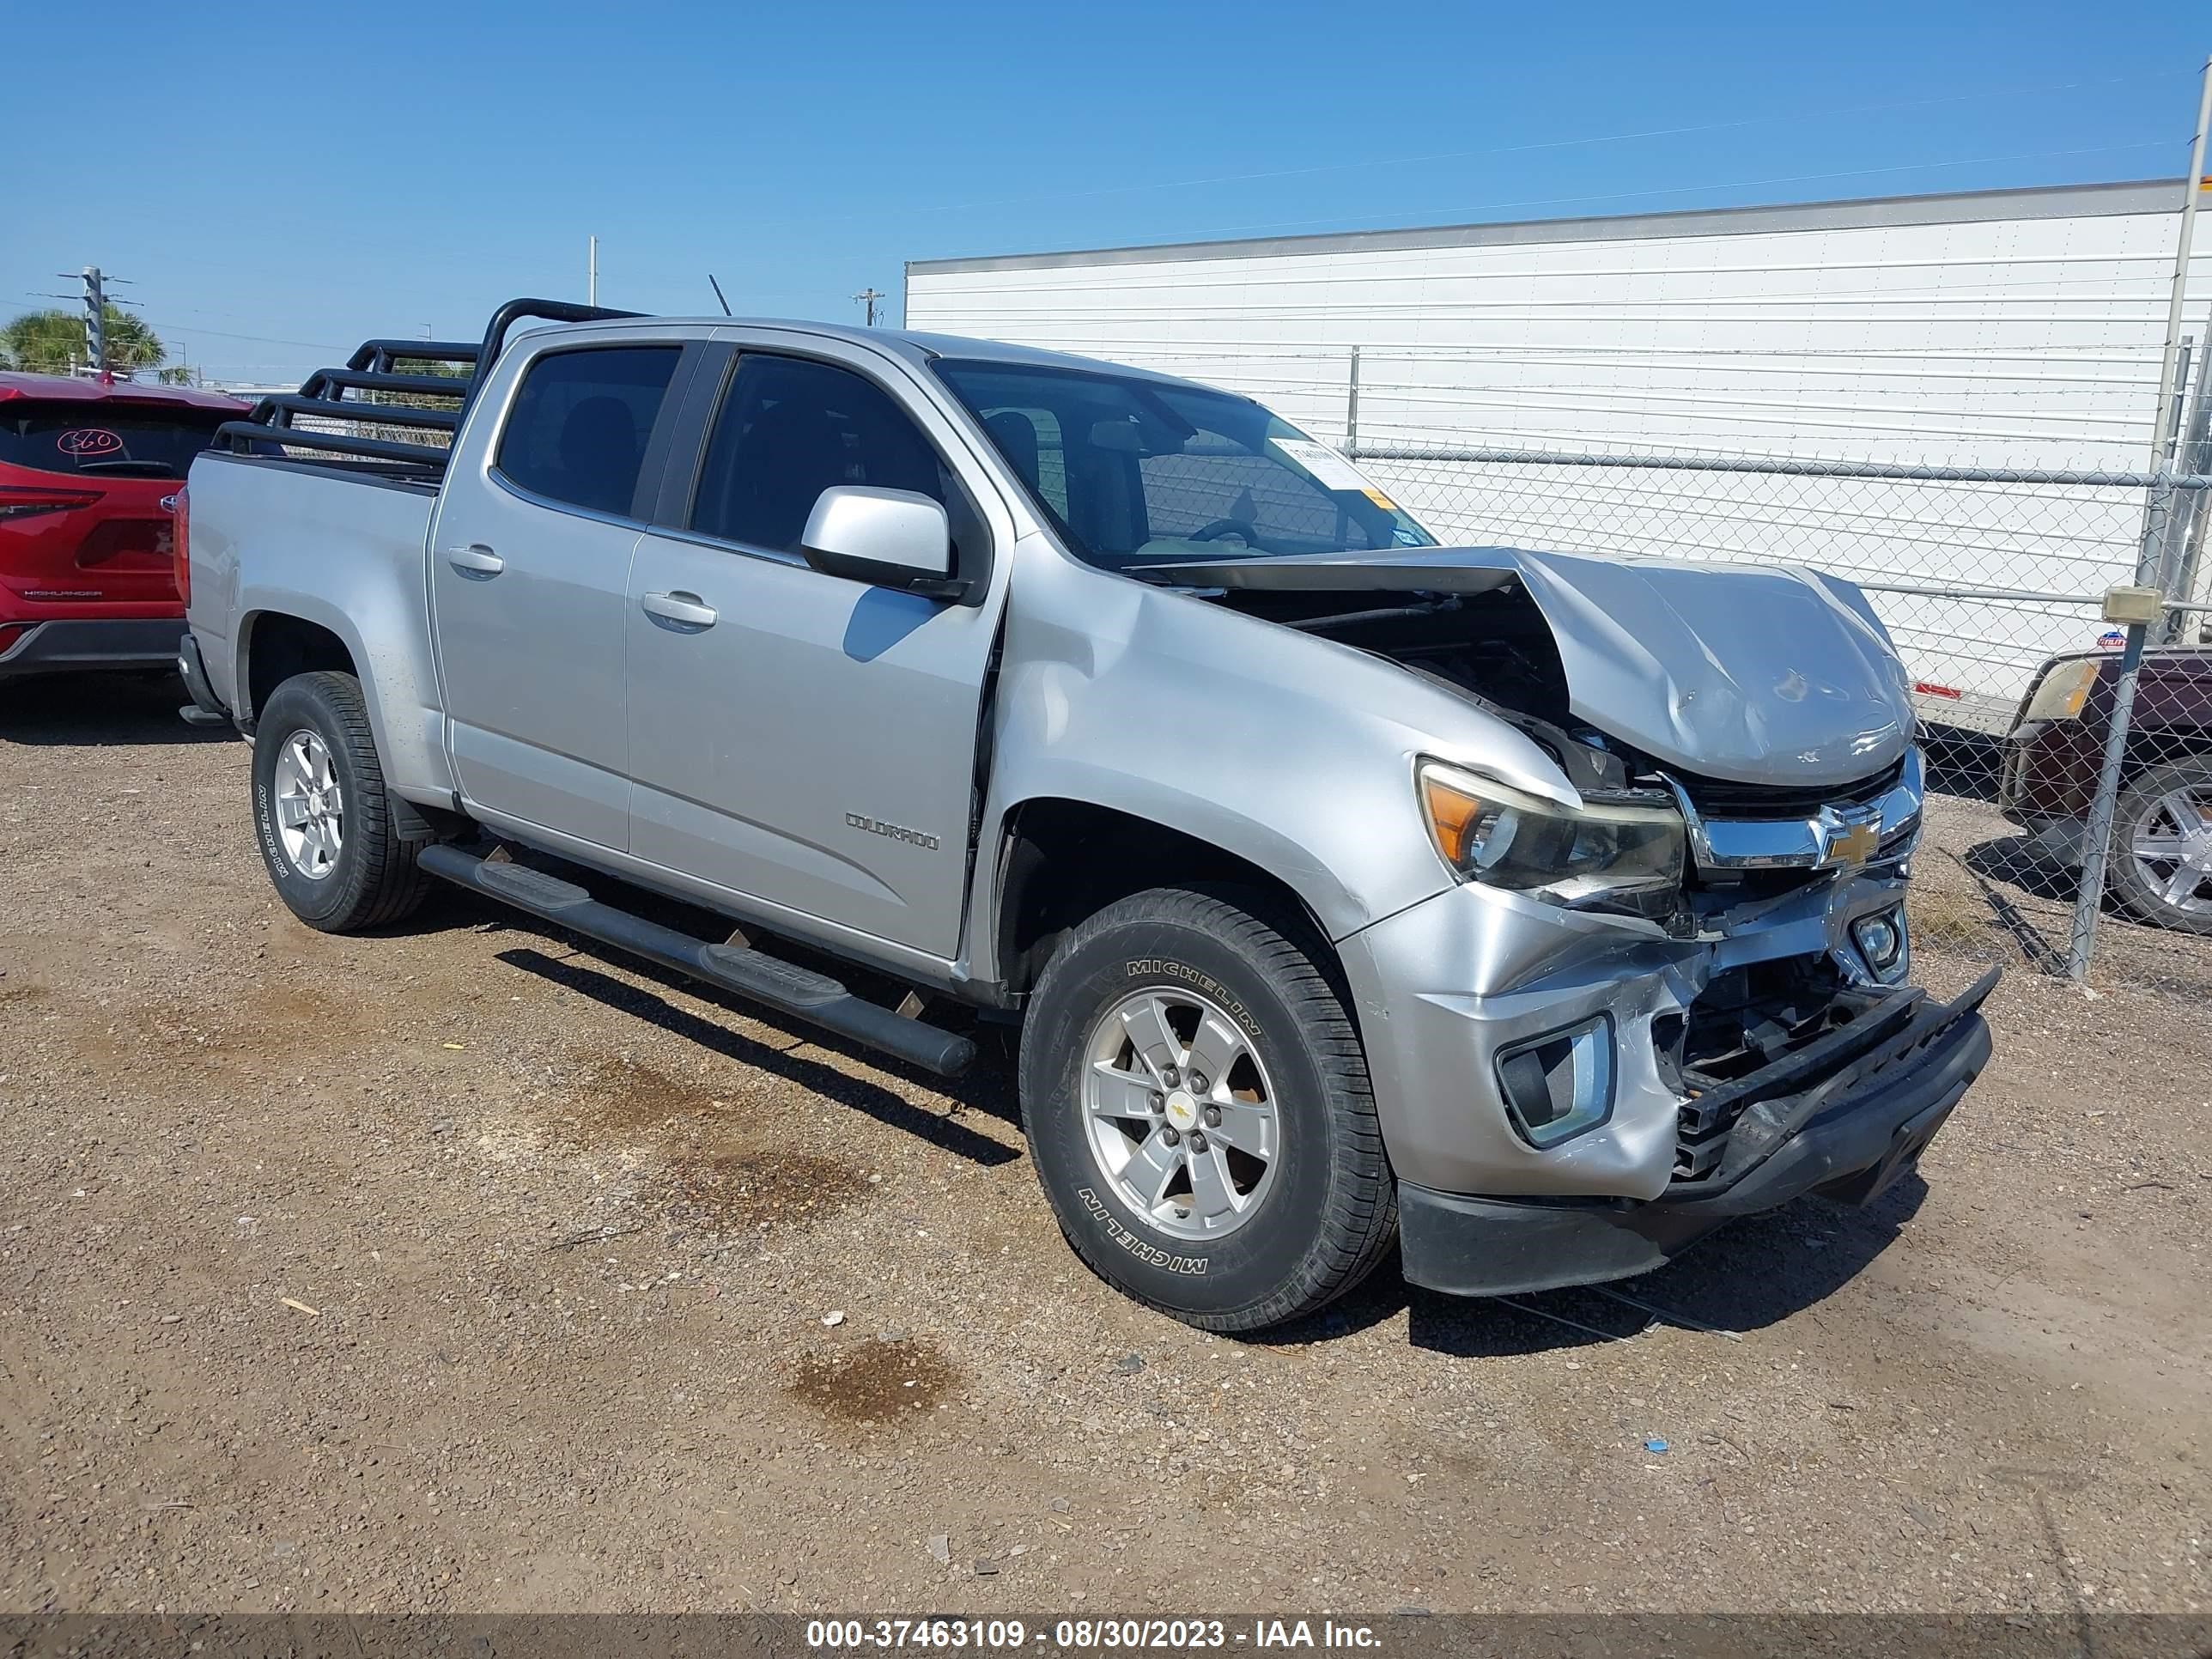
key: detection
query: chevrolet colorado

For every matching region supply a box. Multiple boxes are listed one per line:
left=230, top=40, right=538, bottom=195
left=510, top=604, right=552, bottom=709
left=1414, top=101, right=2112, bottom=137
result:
left=179, top=299, right=1993, bottom=1332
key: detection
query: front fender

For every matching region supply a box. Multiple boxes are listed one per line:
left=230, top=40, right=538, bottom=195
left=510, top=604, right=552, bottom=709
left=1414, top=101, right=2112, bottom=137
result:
left=965, top=537, right=1577, bottom=979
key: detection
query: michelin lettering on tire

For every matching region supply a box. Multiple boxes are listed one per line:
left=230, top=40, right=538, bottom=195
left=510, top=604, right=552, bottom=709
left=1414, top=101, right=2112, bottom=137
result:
left=1077, top=1186, right=1209, bottom=1275
left=1122, top=957, right=1262, bottom=1039
left=256, top=781, right=283, bottom=869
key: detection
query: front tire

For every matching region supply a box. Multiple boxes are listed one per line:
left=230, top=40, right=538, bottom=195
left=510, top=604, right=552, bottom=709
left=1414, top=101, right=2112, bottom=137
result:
left=252, top=671, right=434, bottom=932
left=1018, top=886, right=1397, bottom=1333
left=2107, top=757, right=2212, bottom=934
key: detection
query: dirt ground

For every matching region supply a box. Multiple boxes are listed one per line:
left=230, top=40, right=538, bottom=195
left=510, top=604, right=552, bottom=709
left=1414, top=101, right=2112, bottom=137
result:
left=0, top=675, right=2206, bottom=1617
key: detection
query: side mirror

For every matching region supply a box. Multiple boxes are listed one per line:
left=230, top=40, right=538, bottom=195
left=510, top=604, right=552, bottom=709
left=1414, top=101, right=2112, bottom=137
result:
left=800, top=485, right=966, bottom=599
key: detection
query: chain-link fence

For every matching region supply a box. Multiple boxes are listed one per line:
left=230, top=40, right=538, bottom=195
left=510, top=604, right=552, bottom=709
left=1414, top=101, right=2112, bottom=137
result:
left=1341, top=438, right=2212, bottom=985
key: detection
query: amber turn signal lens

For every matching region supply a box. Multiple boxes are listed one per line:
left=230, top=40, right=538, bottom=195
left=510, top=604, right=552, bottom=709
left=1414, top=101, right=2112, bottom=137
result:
left=1420, top=772, right=1486, bottom=867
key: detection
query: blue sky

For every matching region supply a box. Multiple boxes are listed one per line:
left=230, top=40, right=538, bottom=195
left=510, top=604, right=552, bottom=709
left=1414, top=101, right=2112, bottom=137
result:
left=6, top=1, right=2208, bottom=385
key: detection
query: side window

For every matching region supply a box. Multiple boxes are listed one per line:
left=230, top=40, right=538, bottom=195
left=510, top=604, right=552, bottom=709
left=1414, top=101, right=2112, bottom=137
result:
left=690, top=356, right=966, bottom=556
left=495, top=345, right=681, bottom=518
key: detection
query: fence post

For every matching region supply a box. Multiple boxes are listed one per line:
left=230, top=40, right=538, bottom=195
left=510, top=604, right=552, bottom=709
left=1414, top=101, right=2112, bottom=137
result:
left=2160, top=345, right=2212, bottom=636
left=1345, top=346, right=1360, bottom=453
left=2067, top=483, right=2172, bottom=981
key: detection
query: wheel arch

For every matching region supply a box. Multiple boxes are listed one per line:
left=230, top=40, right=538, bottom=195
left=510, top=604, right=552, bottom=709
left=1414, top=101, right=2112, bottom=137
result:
left=239, top=607, right=359, bottom=729
left=985, top=795, right=1352, bottom=1004
left=2122, top=722, right=2212, bottom=777
left=232, top=593, right=455, bottom=808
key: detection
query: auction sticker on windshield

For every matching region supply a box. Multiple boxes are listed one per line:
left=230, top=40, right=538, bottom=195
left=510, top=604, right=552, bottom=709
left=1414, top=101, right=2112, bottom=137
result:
left=1270, top=435, right=1382, bottom=495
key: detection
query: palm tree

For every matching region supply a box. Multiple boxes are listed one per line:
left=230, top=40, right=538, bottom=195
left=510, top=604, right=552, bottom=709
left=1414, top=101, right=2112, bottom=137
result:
left=0, top=307, right=168, bottom=376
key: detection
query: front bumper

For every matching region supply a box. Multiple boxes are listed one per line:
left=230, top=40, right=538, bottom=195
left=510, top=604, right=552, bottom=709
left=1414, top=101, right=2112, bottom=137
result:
left=1396, top=968, right=1996, bottom=1297
left=1337, top=862, right=1921, bottom=1198
left=1998, top=725, right=2099, bottom=866
left=0, top=617, right=185, bottom=679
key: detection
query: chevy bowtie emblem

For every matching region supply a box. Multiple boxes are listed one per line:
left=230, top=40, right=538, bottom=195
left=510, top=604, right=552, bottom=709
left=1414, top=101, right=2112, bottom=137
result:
left=1820, top=814, right=1882, bottom=868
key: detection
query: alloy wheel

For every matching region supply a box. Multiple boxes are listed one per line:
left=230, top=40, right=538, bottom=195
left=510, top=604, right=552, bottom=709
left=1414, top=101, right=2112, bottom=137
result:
left=272, top=728, right=344, bottom=881
left=1080, top=985, right=1281, bottom=1242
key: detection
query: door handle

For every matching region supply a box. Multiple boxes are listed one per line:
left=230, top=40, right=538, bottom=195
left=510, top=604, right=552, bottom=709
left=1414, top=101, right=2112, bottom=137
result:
left=641, top=590, right=718, bottom=629
left=444, top=544, right=504, bottom=576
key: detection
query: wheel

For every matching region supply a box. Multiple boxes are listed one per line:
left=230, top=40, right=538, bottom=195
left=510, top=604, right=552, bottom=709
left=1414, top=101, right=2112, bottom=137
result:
left=2107, top=758, right=2212, bottom=933
left=251, top=671, right=434, bottom=932
left=1018, top=885, right=1397, bottom=1333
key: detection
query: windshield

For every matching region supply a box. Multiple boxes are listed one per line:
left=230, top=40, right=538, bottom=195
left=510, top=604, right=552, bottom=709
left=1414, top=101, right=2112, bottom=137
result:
left=933, top=359, right=1433, bottom=570
left=0, top=401, right=230, bottom=480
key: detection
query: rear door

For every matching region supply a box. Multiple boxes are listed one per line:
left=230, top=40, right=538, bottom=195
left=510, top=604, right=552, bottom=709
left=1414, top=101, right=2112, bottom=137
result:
left=623, top=338, right=1008, bottom=958
left=428, top=340, right=691, bottom=851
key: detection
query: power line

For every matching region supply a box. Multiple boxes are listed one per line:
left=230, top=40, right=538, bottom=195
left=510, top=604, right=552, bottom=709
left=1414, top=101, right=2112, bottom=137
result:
left=142, top=320, right=351, bottom=351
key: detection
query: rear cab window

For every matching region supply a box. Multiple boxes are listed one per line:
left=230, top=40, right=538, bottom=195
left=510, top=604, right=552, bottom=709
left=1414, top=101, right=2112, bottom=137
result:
left=0, top=403, right=228, bottom=481
left=494, top=346, right=683, bottom=519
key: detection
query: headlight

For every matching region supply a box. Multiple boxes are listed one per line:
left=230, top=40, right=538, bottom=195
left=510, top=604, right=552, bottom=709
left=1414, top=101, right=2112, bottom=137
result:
left=1417, top=759, right=1686, bottom=920
left=2021, top=659, right=2100, bottom=724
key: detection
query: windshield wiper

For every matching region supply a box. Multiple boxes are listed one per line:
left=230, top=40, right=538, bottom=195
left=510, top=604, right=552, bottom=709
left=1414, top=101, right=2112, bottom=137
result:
left=1120, top=565, right=1225, bottom=592
left=1286, top=596, right=1462, bottom=633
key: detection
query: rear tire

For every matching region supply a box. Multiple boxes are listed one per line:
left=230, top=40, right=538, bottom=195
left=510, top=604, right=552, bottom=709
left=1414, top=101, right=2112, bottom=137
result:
left=251, top=671, right=434, bottom=933
left=1018, top=885, right=1397, bottom=1333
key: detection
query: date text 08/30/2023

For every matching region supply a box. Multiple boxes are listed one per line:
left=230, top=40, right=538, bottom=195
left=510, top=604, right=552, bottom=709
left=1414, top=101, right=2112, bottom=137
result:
left=805, top=1618, right=1385, bottom=1650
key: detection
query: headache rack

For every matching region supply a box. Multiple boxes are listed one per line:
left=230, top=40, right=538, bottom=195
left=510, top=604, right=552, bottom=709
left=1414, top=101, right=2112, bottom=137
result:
left=210, top=298, right=641, bottom=479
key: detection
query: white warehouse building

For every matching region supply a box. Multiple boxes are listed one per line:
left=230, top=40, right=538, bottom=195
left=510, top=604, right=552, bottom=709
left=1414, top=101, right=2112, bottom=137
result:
left=906, top=179, right=2212, bottom=734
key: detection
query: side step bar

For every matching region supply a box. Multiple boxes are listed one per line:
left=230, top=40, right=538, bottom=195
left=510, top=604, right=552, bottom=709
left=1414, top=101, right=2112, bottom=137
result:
left=416, top=842, right=975, bottom=1078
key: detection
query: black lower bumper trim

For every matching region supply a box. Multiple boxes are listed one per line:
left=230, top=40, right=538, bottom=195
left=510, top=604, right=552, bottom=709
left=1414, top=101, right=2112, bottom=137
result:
left=1398, top=971, right=1996, bottom=1298
left=0, top=617, right=185, bottom=679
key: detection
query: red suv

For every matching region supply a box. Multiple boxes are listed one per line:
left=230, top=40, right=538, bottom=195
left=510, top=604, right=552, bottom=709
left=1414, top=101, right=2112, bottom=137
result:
left=0, top=373, right=246, bottom=680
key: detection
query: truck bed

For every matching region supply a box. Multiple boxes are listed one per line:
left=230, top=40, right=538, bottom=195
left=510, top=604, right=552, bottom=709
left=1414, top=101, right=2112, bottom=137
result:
left=184, top=450, right=453, bottom=808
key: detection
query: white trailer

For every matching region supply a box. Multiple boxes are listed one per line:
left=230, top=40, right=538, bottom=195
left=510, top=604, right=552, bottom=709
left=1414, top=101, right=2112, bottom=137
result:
left=907, top=179, right=2212, bottom=734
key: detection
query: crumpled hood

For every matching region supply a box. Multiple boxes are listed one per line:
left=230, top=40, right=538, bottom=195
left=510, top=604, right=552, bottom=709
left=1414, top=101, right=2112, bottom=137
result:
left=1146, top=545, right=1916, bottom=788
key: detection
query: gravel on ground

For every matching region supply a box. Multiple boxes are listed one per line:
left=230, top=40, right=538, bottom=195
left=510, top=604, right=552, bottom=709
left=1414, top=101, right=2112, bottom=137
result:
left=1, top=677, right=2204, bottom=1615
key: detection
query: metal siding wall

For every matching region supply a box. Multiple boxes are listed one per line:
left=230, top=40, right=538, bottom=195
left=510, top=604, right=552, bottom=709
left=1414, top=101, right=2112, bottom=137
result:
left=909, top=207, right=2212, bottom=725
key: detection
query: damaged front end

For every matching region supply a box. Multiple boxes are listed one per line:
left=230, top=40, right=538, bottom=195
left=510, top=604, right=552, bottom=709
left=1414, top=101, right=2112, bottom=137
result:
left=1154, top=544, right=1996, bottom=1296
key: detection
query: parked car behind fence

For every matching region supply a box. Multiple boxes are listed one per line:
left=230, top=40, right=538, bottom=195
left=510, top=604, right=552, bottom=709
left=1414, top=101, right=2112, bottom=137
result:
left=2004, top=643, right=2212, bottom=934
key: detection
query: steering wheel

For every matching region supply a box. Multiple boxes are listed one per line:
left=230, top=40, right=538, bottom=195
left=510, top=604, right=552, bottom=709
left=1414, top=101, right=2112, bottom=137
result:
left=1189, top=518, right=1261, bottom=544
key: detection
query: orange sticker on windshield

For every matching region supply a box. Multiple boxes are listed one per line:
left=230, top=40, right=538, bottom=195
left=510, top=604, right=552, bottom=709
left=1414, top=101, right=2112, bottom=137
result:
left=1362, top=489, right=1399, bottom=511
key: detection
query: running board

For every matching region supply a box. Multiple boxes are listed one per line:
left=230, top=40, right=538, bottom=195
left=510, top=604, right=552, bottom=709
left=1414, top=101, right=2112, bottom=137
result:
left=416, top=842, right=975, bottom=1078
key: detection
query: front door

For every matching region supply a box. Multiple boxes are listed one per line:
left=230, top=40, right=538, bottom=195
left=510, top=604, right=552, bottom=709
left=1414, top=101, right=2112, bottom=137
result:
left=428, top=342, right=685, bottom=849
left=623, top=346, right=1002, bottom=958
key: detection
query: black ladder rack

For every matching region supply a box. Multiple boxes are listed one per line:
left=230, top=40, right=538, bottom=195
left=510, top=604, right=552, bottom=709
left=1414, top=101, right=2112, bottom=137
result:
left=210, top=297, right=642, bottom=478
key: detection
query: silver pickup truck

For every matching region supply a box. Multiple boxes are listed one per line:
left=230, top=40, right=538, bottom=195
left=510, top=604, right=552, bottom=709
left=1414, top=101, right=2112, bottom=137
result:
left=179, top=298, right=1994, bottom=1333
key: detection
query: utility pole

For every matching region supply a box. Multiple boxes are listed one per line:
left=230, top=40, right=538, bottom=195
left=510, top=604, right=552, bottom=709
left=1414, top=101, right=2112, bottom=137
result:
left=588, top=236, right=599, bottom=307
left=2151, top=54, right=2212, bottom=465
left=42, top=266, right=135, bottom=379
left=854, top=288, right=884, bottom=328
left=82, top=267, right=106, bottom=380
